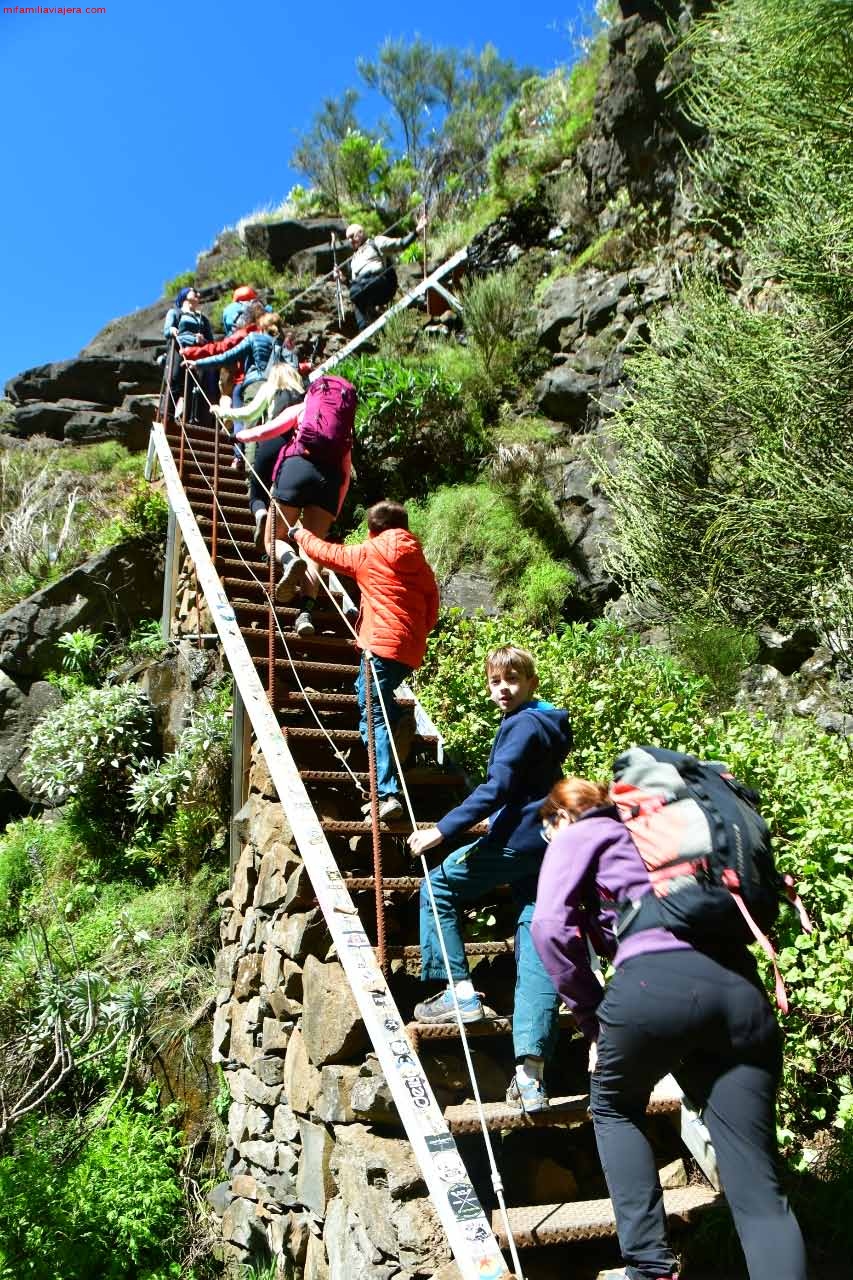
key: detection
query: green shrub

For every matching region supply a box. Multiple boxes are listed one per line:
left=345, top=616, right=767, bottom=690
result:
left=130, top=686, right=232, bottom=865
left=97, top=482, right=170, bottom=548
left=411, top=481, right=576, bottom=624
left=22, top=683, right=154, bottom=814
left=163, top=269, right=195, bottom=297
left=673, top=618, right=760, bottom=703
left=489, top=41, right=607, bottom=200
left=204, top=254, right=279, bottom=290
left=460, top=266, right=527, bottom=376
left=337, top=355, right=487, bottom=503
left=0, top=1088, right=187, bottom=1280
left=597, top=274, right=853, bottom=627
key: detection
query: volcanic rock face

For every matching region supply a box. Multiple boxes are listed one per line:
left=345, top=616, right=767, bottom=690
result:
left=4, top=355, right=161, bottom=448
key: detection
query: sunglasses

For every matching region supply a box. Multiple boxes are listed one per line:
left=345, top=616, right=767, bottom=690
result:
left=540, top=808, right=571, bottom=843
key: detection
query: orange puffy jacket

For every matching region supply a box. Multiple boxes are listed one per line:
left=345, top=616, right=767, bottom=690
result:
left=294, top=527, right=439, bottom=669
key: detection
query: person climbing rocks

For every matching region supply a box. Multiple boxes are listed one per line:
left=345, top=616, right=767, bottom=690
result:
left=288, top=500, right=439, bottom=820
left=335, top=215, right=427, bottom=331
left=407, top=645, right=571, bottom=1113
left=531, top=777, right=808, bottom=1280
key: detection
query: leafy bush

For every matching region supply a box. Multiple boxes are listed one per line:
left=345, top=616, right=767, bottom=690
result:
left=598, top=274, right=853, bottom=627
left=204, top=254, right=279, bottom=290
left=460, top=266, right=527, bottom=376
left=163, top=269, right=195, bottom=297
left=601, top=0, right=853, bottom=633
left=97, top=481, right=170, bottom=546
left=22, top=683, right=154, bottom=814
left=337, top=355, right=487, bottom=503
left=410, top=481, right=576, bottom=624
left=0, top=1089, right=187, bottom=1280
left=489, top=40, right=607, bottom=200
left=130, top=686, right=232, bottom=865
left=417, top=613, right=853, bottom=1135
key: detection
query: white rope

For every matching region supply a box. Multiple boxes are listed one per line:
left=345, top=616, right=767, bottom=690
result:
left=165, top=359, right=525, bottom=1277
left=366, top=652, right=527, bottom=1280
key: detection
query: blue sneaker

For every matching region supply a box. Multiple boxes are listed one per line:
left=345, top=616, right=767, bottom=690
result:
left=413, top=987, right=484, bottom=1024
left=506, top=1074, right=549, bottom=1113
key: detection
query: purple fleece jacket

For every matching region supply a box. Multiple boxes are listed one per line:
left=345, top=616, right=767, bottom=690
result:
left=531, top=807, right=691, bottom=1040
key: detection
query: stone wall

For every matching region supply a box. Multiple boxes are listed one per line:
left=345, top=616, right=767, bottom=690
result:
left=210, top=748, right=460, bottom=1280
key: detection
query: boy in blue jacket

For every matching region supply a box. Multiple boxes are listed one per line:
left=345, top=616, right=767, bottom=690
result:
left=408, top=645, right=572, bottom=1111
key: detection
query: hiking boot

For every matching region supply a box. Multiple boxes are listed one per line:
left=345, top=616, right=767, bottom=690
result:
left=294, top=610, right=315, bottom=637
left=506, top=1075, right=549, bottom=1114
left=360, top=795, right=404, bottom=821
left=413, top=987, right=484, bottom=1025
left=275, top=551, right=307, bottom=603
left=253, top=509, right=267, bottom=553
left=595, top=1272, right=678, bottom=1280
left=392, top=709, right=417, bottom=765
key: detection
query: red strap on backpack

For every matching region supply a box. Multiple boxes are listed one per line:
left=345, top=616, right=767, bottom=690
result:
left=720, top=869, right=799, bottom=1014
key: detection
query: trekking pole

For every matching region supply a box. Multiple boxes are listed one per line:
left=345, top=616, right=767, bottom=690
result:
left=331, top=233, right=346, bottom=329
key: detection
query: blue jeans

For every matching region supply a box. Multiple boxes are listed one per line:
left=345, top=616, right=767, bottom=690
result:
left=419, top=838, right=560, bottom=1060
left=355, top=653, right=412, bottom=798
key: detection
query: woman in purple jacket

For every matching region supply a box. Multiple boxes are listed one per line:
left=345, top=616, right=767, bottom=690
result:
left=531, top=777, right=806, bottom=1280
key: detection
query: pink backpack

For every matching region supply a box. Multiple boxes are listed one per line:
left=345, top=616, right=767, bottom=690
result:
left=279, top=374, right=356, bottom=471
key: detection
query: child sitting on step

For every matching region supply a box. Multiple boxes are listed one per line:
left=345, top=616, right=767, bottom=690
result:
left=407, top=645, right=572, bottom=1113
left=290, top=500, right=439, bottom=823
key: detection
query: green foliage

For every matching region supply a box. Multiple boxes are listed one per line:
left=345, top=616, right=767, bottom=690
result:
left=0, top=817, right=48, bottom=937
left=163, top=269, right=195, bottom=297
left=410, top=481, right=576, bottom=624
left=96, top=481, right=170, bottom=547
left=22, top=683, right=154, bottom=813
left=0, top=1088, right=187, bottom=1280
left=489, top=39, right=607, bottom=200
left=336, top=355, right=487, bottom=503
left=417, top=614, right=853, bottom=1135
left=604, top=0, right=853, bottom=632
left=205, top=254, right=279, bottom=290
left=673, top=618, right=760, bottom=704
left=0, top=442, right=148, bottom=611
left=129, top=685, right=232, bottom=866
left=598, top=274, right=853, bottom=627
left=125, top=618, right=169, bottom=661
left=460, top=266, right=526, bottom=376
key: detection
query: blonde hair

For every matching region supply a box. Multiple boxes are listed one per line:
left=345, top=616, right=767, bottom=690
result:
left=485, top=645, right=537, bottom=681
left=258, top=312, right=280, bottom=335
left=541, top=777, right=609, bottom=822
left=268, top=362, right=305, bottom=396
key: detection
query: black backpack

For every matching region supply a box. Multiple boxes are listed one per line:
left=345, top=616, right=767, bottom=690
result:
left=610, top=746, right=811, bottom=1010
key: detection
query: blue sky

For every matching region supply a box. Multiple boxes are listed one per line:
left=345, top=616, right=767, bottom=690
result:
left=0, top=0, right=593, bottom=388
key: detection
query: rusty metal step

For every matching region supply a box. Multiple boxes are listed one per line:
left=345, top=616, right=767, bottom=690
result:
left=408, top=1015, right=514, bottom=1042
left=253, top=656, right=361, bottom=679
left=444, top=1078, right=683, bottom=1135
left=345, top=876, right=422, bottom=892
left=394, top=938, right=509, bottom=960
left=492, top=1186, right=721, bottom=1248
left=299, top=767, right=461, bottom=786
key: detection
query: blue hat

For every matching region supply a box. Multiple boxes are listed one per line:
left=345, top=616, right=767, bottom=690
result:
left=175, top=286, right=192, bottom=308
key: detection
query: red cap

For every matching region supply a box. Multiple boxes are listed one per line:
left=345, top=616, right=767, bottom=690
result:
left=233, top=286, right=258, bottom=303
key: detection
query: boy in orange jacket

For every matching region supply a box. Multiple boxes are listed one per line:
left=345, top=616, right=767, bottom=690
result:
left=292, top=500, right=439, bottom=821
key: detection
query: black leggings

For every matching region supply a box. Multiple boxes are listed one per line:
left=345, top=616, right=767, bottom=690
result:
left=590, top=948, right=806, bottom=1280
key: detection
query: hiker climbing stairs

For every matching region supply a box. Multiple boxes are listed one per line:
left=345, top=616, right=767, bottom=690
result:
left=150, top=383, right=721, bottom=1278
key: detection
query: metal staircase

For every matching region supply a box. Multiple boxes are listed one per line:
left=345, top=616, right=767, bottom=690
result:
left=151, top=401, right=720, bottom=1280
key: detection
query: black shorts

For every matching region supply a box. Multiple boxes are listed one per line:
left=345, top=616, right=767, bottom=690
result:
left=273, top=454, right=341, bottom=516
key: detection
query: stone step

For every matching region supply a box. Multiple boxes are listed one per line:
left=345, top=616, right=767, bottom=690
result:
left=492, top=1185, right=721, bottom=1248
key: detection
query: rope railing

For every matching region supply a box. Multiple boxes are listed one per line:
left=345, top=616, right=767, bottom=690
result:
left=158, top=321, right=528, bottom=1279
